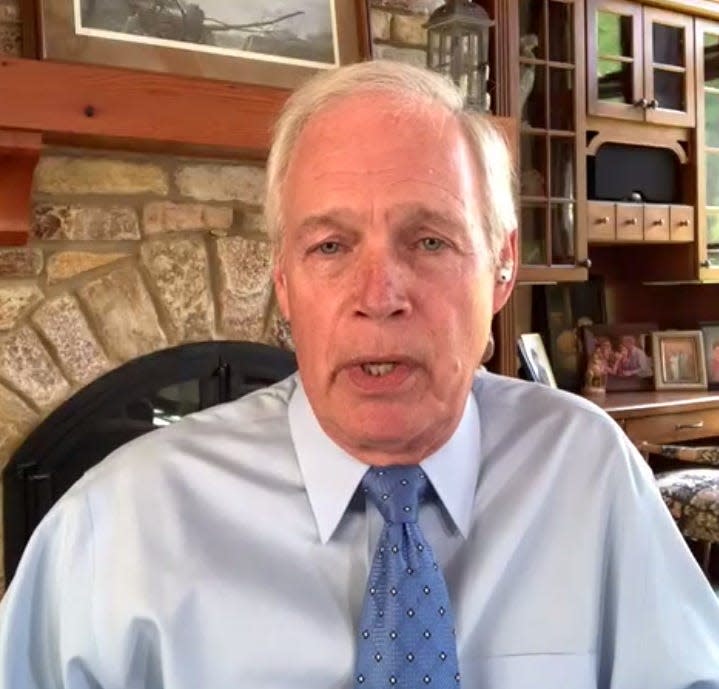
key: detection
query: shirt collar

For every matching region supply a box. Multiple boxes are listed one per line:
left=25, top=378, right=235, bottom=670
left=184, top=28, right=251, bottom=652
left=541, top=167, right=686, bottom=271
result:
left=288, top=375, right=481, bottom=544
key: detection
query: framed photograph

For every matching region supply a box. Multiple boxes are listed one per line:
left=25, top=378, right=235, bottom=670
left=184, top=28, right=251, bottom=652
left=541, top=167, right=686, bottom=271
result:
left=28, top=1, right=371, bottom=88
left=652, top=330, right=708, bottom=391
left=700, top=321, right=719, bottom=390
left=518, top=333, right=557, bottom=388
left=532, top=277, right=606, bottom=391
left=581, top=323, right=656, bottom=392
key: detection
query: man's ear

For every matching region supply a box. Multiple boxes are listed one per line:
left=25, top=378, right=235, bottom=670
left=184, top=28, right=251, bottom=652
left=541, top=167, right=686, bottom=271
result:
left=273, top=262, right=291, bottom=321
left=492, top=230, right=518, bottom=314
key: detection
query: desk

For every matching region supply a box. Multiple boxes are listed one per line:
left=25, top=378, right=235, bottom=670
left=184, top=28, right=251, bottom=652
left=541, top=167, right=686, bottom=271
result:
left=587, top=391, right=719, bottom=445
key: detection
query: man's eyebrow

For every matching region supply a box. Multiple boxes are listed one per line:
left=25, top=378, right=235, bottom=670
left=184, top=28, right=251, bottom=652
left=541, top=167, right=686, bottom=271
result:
left=385, top=204, right=467, bottom=232
left=295, top=209, right=363, bottom=235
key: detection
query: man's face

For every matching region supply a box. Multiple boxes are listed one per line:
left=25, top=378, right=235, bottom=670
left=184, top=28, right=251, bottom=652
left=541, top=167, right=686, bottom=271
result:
left=274, top=92, right=515, bottom=465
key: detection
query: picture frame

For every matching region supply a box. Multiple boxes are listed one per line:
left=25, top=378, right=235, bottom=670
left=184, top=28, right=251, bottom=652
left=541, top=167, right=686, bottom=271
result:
left=699, top=321, right=719, bottom=390
left=26, top=1, right=371, bottom=89
left=581, top=323, right=656, bottom=392
left=652, top=330, right=708, bottom=391
left=532, top=277, right=606, bottom=391
left=518, top=333, right=557, bottom=388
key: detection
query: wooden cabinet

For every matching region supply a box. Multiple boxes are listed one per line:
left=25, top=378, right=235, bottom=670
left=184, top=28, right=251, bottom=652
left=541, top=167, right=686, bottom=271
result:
left=587, top=201, right=694, bottom=242
left=517, top=0, right=588, bottom=282
left=696, top=19, right=719, bottom=279
left=587, top=0, right=695, bottom=127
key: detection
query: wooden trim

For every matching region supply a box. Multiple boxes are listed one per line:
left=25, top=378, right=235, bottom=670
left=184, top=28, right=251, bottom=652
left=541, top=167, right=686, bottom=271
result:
left=0, top=57, right=289, bottom=159
left=643, top=7, right=696, bottom=127
left=493, top=0, right=520, bottom=117
left=642, top=0, right=719, bottom=21
left=574, top=0, right=588, bottom=265
left=592, top=389, right=719, bottom=418
left=587, top=0, right=644, bottom=121
left=517, top=265, right=588, bottom=283
left=0, top=130, right=41, bottom=246
left=585, top=118, right=690, bottom=162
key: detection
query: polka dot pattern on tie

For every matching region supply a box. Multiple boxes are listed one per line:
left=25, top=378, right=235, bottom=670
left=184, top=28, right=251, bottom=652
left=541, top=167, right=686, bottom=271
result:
left=353, top=466, right=461, bottom=689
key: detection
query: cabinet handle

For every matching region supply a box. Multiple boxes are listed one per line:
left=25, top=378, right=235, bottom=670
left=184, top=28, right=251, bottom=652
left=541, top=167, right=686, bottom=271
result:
left=579, top=258, right=592, bottom=269
left=678, top=219, right=690, bottom=226
left=625, top=217, right=638, bottom=225
left=635, top=98, right=648, bottom=108
left=652, top=218, right=665, bottom=226
left=674, top=421, right=704, bottom=430
left=649, top=98, right=659, bottom=109
left=596, top=216, right=609, bottom=224
left=701, top=259, right=711, bottom=268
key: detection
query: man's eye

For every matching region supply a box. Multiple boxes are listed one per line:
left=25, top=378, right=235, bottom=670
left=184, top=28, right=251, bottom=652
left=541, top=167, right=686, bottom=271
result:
left=419, top=237, right=445, bottom=252
left=317, top=241, right=341, bottom=255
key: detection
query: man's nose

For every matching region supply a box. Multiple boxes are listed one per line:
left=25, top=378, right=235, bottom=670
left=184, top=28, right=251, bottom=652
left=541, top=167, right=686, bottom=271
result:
left=353, top=250, right=411, bottom=320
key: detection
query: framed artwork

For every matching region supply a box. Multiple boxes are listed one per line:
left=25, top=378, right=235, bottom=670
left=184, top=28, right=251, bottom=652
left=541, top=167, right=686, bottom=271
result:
left=518, top=333, right=557, bottom=388
left=532, top=277, right=606, bottom=391
left=27, top=1, right=371, bottom=88
left=651, top=330, right=708, bottom=391
left=699, top=321, right=719, bottom=390
left=581, top=323, right=656, bottom=392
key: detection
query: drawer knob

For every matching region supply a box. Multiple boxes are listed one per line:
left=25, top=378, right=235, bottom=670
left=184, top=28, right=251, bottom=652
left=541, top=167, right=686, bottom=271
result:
left=625, top=217, right=638, bottom=225
left=652, top=218, right=665, bottom=226
left=596, top=216, right=609, bottom=224
left=674, top=421, right=704, bottom=430
left=678, top=219, right=690, bottom=227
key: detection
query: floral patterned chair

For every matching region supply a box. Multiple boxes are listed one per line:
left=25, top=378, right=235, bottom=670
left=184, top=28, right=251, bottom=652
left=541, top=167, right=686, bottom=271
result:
left=641, top=442, right=719, bottom=574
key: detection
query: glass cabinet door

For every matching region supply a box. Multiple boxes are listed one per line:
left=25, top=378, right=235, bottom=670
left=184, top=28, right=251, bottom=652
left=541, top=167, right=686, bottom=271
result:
left=644, top=8, right=695, bottom=127
left=696, top=20, right=719, bottom=277
left=587, top=0, right=643, bottom=120
left=518, top=0, right=587, bottom=280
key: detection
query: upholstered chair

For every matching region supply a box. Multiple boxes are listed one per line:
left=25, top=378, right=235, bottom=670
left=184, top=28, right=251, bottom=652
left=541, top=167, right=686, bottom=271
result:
left=641, top=442, right=719, bottom=574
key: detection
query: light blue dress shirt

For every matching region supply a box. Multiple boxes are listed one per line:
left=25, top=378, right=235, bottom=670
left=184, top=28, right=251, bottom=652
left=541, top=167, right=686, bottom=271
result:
left=0, top=371, right=717, bottom=688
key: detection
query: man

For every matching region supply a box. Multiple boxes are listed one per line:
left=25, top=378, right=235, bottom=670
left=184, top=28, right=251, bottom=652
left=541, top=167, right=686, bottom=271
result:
left=1, top=60, right=717, bottom=688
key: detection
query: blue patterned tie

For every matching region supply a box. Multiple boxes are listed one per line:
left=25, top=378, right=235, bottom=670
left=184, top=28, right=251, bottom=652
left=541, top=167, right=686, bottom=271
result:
left=354, top=466, right=461, bottom=688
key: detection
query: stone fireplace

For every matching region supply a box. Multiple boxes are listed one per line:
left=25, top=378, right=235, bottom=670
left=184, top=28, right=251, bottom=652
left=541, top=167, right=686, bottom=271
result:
left=0, top=146, right=295, bottom=590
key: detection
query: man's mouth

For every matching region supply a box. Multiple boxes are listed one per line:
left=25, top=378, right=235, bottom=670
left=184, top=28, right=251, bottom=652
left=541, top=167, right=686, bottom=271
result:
left=361, top=362, right=398, bottom=377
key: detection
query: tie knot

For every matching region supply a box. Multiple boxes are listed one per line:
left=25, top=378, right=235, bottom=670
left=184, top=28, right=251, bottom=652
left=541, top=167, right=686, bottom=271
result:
left=361, top=466, right=429, bottom=524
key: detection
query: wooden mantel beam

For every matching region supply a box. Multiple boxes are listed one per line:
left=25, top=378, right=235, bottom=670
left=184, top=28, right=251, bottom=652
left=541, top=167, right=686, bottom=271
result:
left=0, top=57, right=290, bottom=159
left=0, top=130, right=41, bottom=246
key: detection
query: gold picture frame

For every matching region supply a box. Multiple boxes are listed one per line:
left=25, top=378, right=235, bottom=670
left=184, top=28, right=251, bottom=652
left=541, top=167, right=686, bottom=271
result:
left=28, top=1, right=371, bottom=89
left=651, top=330, right=708, bottom=391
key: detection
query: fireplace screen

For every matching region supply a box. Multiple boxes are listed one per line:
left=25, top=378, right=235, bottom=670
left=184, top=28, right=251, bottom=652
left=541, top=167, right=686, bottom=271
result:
left=3, top=341, right=297, bottom=583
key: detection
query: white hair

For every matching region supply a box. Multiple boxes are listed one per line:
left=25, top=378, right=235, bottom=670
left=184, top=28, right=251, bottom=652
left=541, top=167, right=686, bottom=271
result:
left=265, top=59, right=517, bottom=264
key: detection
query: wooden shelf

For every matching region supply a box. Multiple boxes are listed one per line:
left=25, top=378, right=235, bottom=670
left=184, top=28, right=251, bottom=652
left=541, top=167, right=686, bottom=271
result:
left=0, top=56, right=293, bottom=245
left=0, top=57, right=289, bottom=158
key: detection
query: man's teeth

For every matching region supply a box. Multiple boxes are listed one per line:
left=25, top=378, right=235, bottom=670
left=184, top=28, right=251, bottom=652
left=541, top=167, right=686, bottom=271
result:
left=361, top=363, right=397, bottom=376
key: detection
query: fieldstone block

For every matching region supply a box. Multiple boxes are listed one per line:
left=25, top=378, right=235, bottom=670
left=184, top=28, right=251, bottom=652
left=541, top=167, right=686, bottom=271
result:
left=0, top=249, right=43, bottom=278
left=175, top=164, right=265, bottom=205
left=371, top=0, right=441, bottom=12
left=140, top=238, right=213, bottom=341
left=0, top=382, right=37, bottom=432
left=143, top=201, right=233, bottom=235
left=370, top=8, right=392, bottom=41
left=241, top=211, right=266, bottom=235
left=32, top=294, right=112, bottom=385
left=0, top=4, right=20, bottom=22
left=0, top=23, right=21, bottom=56
left=391, top=13, right=428, bottom=46
left=0, top=327, right=70, bottom=409
left=215, top=236, right=272, bottom=340
left=0, top=286, right=43, bottom=331
left=77, top=266, right=167, bottom=362
left=46, top=251, right=128, bottom=284
left=33, top=205, right=140, bottom=240
left=35, top=157, right=168, bottom=195
left=265, top=304, right=294, bottom=351
left=372, top=44, right=427, bottom=68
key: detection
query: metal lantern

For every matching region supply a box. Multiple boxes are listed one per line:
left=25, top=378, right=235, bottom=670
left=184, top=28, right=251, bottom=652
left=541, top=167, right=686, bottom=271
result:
left=425, top=0, right=494, bottom=112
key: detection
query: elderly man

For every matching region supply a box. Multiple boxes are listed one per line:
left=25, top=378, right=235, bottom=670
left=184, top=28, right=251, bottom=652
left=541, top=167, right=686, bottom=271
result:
left=0, top=60, right=717, bottom=689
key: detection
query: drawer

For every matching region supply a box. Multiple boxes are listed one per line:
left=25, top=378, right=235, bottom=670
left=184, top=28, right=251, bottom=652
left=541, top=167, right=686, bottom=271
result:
left=587, top=201, right=615, bottom=241
left=669, top=204, right=694, bottom=242
left=643, top=205, right=670, bottom=241
left=623, top=407, right=719, bottom=445
left=616, top=203, right=643, bottom=241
